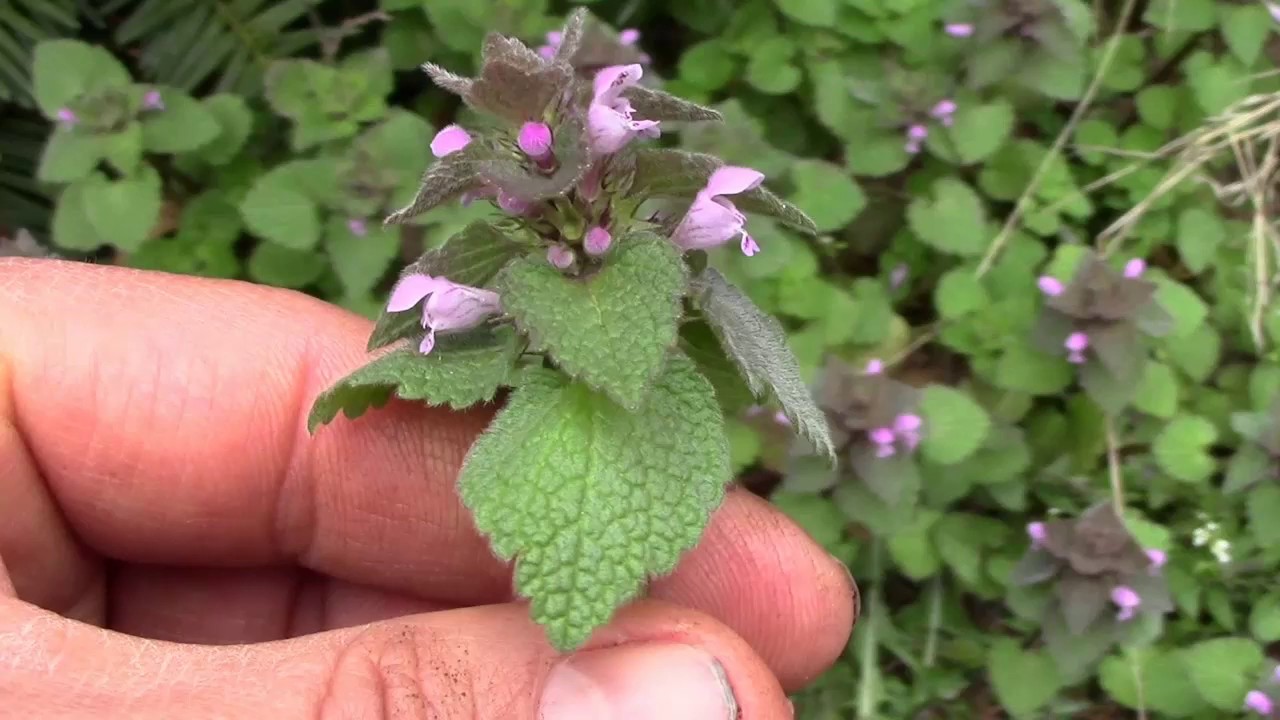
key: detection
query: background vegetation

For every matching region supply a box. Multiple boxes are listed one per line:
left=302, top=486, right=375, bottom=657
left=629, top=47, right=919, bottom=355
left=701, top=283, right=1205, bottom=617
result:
left=4, top=0, right=1280, bottom=717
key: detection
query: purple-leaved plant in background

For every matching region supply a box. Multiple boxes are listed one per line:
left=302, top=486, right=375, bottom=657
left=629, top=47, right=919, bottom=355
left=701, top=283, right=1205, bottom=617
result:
left=307, top=9, right=829, bottom=652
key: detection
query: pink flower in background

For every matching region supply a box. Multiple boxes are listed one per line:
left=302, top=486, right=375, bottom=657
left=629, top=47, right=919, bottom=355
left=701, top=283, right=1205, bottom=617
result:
left=347, top=218, right=368, bottom=237
left=618, top=29, right=641, bottom=46
left=56, top=108, right=77, bottom=126
left=586, top=64, right=660, bottom=155
left=518, top=122, right=554, bottom=165
left=869, top=427, right=897, bottom=458
left=537, top=30, right=563, bottom=59
left=889, top=263, right=909, bottom=289
left=1246, top=690, right=1274, bottom=716
left=1111, top=585, right=1141, bottom=621
left=930, top=99, right=957, bottom=127
left=867, top=414, right=924, bottom=458
left=430, top=124, right=472, bottom=158
left=584, top=226, right=612, bottom=256
left=143, top=90, right=164, bottom=111
left=386, top=274, right=501, bottom=355
left=1268, top=3, right=1280, bottom=24
left=864, top=358, right=885, bottom=375
left=945, top=23, right=974, bottom=37
left=1124, top=258, right=1146, bottom=278
left=670, top=166, right=764, bottom=257
left=905, top=124, right=929, bottom=154
left=1146, top=548, right=1167, bottom=573
left=1065, top=332, right=1090, bottom=364
left=1038, top=276, right=1064, bottom=296
left=1027, top=522, right=1047, bottom=547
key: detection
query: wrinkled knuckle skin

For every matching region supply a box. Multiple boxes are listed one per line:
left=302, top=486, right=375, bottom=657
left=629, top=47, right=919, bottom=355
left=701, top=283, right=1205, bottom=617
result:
left=319, top=624, right=518, bottom=720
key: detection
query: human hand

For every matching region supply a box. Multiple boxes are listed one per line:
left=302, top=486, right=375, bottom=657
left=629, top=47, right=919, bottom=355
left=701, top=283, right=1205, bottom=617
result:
left=0, top=258, right=856, bottom=719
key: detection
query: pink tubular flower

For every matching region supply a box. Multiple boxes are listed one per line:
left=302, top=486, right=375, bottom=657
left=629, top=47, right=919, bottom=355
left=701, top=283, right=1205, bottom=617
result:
left=547, top=245, right=574, bottom=269
left=894, top=413, right=923, bottom=451
left=537, top=30, right=561, bottom=59
left=945, top=23, right=975, bottom=37
left=1111, top=585, right=1141, bottom=621
left=905, top=124, right=929, bottom=154
left=497, top=191, right=534, bottom=216
left=430, top=124, right=472, bottom=158
left=865, top=359, right=884, bottom=375
left=930, top=99, right=957, bottom=127
left=586, top=64, right=660, bottom=155
left=1038, top=276, right=1064, bottom=296
left=773, top=410, right=792, bottom=427
left=1124, top=258, right=1146, bottom=278
left=584, top=226, right=612, bottom=256
left=869, top=427, right=896, bottom=458
left=347, top=218, right=368, bottom=237
left=670, top=166, right=765, bottom=256
left=56, top=108, right=77, bottom=126
left=518, top=122, right=554, bottom=164
left=1027, top=522, right=1047, bottom=547
left=619, top=28, right=641, bottom=46
left=1246, top=690, right=1274, bottom=715
left=386, top=274, right=501, bottom=355
left=1065, top=332, right=1089, bottom=364
left=1146, top=548, right=1167, bottom=573
left=143, top=90, right=164, bottom=111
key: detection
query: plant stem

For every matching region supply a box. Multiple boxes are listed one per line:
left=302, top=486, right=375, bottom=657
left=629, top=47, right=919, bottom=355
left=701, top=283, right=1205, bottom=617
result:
left=856, top=540, right=883, bottom=719
left=923, top=574, right=944, bottom=668
left=1129, top=650, right=1148, bottom=720
left=1105, top=416, right=1125, bottom=515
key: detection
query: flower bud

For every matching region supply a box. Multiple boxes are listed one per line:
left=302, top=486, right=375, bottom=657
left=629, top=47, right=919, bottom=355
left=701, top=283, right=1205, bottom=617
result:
left=1124, top=258, right=1146, bottom=278
left=945, top=23, right=974, bottom=37
left=518, top=122, right=554, bottom=162
left=547, top=245, right=574, bottom=269
left=584, top=226, right=613, bottom=256
left=431, top=124, right=472, bottom=158
left=1037, top=276, right=1064, bottom=296
left=143, top=90, right=164, bottom=111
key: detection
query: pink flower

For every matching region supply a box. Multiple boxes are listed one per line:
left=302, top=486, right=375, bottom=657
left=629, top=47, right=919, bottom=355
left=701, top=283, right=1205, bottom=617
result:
left=889, top=263, right=909, bottom=289
left=1246, top=690, right=1274, bottom=715
left=1037, top=276, right=1064, bottom=296
left=905, top=124, right=929, bottom=154
left=56, top=108, right=77, bottom=126
left=386, top=274, right=501, bottom=355
left=1027, top=521, right=1047, bottom=547
left=497, top=191, right=534, bottom=216
left=1269, top=3, right=1280, bottom=24
left=1124, top=258, right=1146, bottom=279
left=584, top=226, right=612, bottom=256
left=1065, top=331, right=1089, bottom=364
left=547, top=245, right=574, bottom=269
left=945, top=23, right=974, bottom=37
left=347, top=218, right=368, bottom=237
left=518, top=122, right=554, bottom=164
left=1111, top=585, right=1141, bottom=621
left=1146, top=548, right=1167, bottom=573
left=586, top=64, right=660, bottom=155
left=670, top=166, right=765, bottom=256
left=430, top=124, right=472, bottom=158
left=143, top=90, right=164, bottom=111
left=537, top=45, right=556, bottom=60
left=619, top=29, right=641, bottom=46
left=869, top=427, right=896, bottom=458
left=930, top=99, right=957, bottom=127
left=773, top=410, right=792, bottom=427
left=864, top=359, right=884, bottom=375
left=894, top=413, right=923, bottom=450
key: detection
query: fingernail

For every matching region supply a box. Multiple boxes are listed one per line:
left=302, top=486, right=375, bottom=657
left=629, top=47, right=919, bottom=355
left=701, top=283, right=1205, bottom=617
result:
left=539, top=643, right=737, bottom=720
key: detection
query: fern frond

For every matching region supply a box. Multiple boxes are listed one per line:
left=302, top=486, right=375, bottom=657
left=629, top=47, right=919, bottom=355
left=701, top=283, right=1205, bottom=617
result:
left=0, top=0, right=80, bottom=107
left=115, top=0, right=323, bottom=96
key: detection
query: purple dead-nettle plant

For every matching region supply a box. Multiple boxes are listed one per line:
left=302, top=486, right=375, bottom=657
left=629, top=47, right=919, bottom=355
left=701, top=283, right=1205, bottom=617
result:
left=1243, top=665, right=1280, bottom=717
left=305, top=10, right=827, bottom=652
left=1010, top=503, right=1173, bottom=672
left=1032, top=251, right=1174, bottom=415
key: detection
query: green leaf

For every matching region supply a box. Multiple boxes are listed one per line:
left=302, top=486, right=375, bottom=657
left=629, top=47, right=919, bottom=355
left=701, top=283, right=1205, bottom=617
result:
left=696, top=268, right=835, bottom=459
left=677, top=40, right=738, bottom=91
left=325, top=219, right=399, bottom=297
left=141, top=90, right=221, bottom=153
left=308, top=327, right=521, bottom=432
left=919, top=386, right=991, bottom=465
left=196, top=95, right=254, bottom=165
left=1249, top=593, right=1280, bottom=643
left=1180, top=637, right=1264, bottom=710
left=1152, top=415, right=1217, bottom=482
left=948, top=100, right=1015, bottom=164
left=82, top=168, right=162, bottom=252
left=887, top=511, right=941, bottom=580
left=1176, top=207, right=1225, bottom=274
left=37, top=129, right=103, bottom=183
left=1135, top=85, right=1178, bottom=131
left=1248, top=485, right=1280, bottom=548
left=907, top=178, right=989, bottom=256
left=935, top=269, right=989, bottom=320
left=1220, top=6, right=1272, bottom=66
left=240, top=168, right=321, bottom=250
left=32, top=40, right=130, bottom=117
left=773, top=0, right=837, bottom=27
left=1100, top=651, right=1209, bottom=717
left=1145, top=0, right=1217, bottom=31
left=1224, top=445, right=1271, bottom=493
left=1165, top=323, right=1220, bottom=383
left=100, top=124, right=144, bottom=176
left=788, top=160, right=865, bottom=233
left=1133, top=361, right=1179, bottom=419
left=772, top=492, right=845, bottom=548
left=52, top=182, right=106, bottom=251
left=247, top=243, right=326, bottom=289
left=991, top=345, right=1073, bottom=395
left=988, top=639, right=1062, bottom=716
left=458, top=355, right=730, bottom=650
left=1153, top=277, right=1208, bottom=338
left=500, top=233, right=687, bottom=410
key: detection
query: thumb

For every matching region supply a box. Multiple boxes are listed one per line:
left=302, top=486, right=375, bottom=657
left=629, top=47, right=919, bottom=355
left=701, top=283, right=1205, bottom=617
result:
left=0, top=595, right=793, bottom=719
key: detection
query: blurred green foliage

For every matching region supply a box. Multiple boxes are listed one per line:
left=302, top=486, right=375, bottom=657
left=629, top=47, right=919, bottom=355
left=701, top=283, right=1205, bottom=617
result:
left=4, top=0, right=1280, bottom=717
